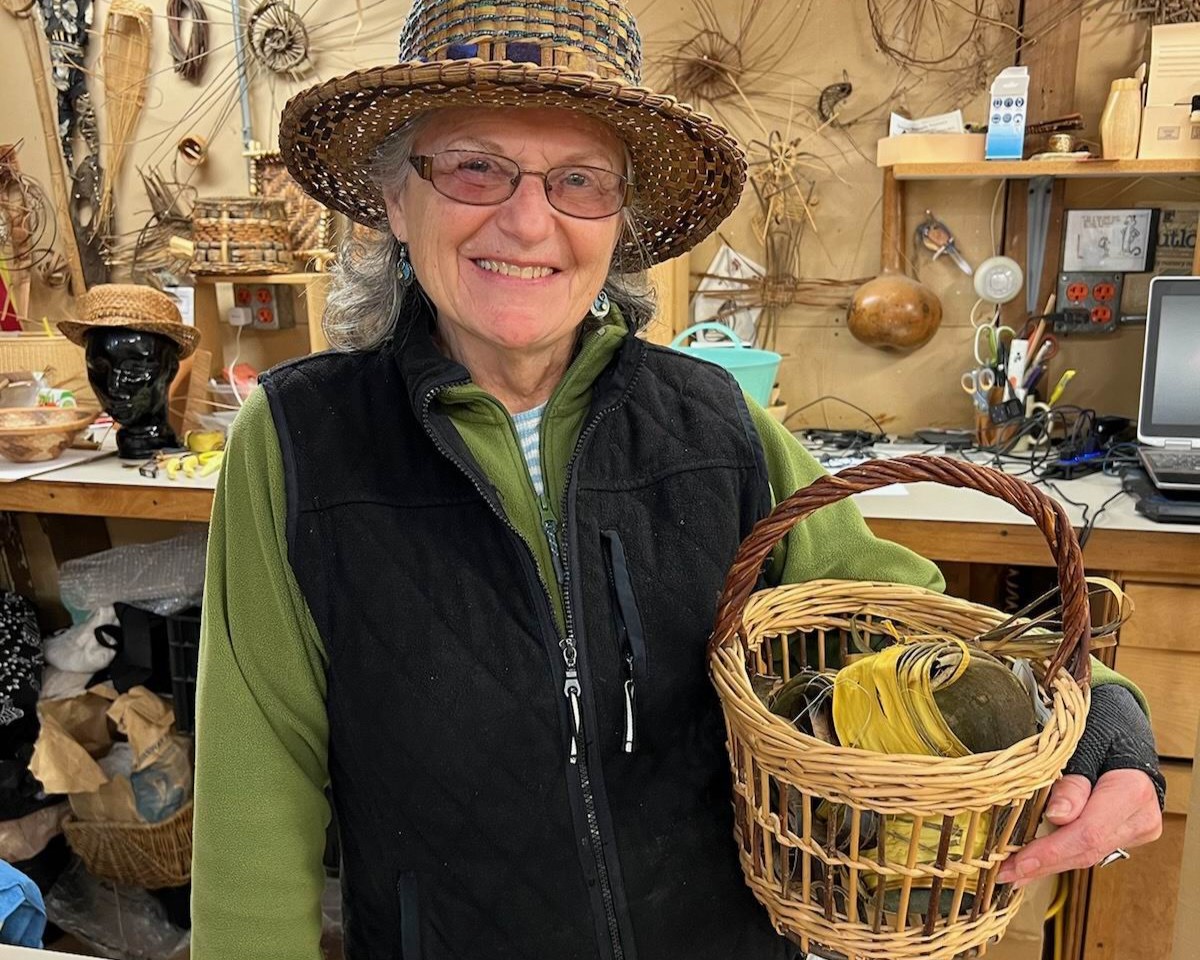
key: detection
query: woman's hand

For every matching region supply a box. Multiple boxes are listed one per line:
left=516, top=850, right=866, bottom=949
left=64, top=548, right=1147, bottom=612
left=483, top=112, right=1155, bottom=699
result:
left=996, top=769, right=1163, bottom=887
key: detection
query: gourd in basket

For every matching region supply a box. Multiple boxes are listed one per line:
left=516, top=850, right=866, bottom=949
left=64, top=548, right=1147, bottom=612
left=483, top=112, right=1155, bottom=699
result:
left=708, top=456, right=1095, bottom=960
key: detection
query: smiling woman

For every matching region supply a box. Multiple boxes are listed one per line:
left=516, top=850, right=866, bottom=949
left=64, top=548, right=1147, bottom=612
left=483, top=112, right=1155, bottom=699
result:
left=190, top=1, right=1161, bottom=959
left=323, top=107, right=656, bottom=377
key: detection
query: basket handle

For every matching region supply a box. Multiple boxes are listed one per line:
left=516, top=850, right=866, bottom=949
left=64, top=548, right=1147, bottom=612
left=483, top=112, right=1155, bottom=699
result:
left=669, top=322, right=747, bottom=350
left=708, top=455, right=1091, bottom=688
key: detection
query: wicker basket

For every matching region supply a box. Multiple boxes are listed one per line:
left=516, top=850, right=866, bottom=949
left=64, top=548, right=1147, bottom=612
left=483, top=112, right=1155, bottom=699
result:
left=63, top=801, right=192, bottom=889
left=191, top=196, right=293, bottom=275
left=708, top=456, right=1091, bottom=960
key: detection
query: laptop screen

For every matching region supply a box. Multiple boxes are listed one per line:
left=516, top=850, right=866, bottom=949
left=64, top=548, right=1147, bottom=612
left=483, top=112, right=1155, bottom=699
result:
left=1139, top=276, right=1200, bottom=443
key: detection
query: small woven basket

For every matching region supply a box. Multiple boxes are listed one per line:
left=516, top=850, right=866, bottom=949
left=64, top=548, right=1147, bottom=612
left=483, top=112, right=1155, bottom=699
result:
left=708, top=456, right=1091, bottom=960
left=63, top=801, right=192, bottom=889
left=191, top=196, right=293, bottom=275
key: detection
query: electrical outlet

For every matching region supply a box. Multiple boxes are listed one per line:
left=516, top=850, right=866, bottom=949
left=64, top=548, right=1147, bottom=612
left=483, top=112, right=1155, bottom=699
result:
left=232, top=283, right=296, bottom=331
left=1055, top=272, right=1123, bottom=333
left=227, top=306, right=253, bottom=327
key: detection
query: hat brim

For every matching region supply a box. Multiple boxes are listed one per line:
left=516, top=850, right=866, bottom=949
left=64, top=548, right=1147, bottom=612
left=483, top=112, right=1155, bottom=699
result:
left=278, top=59, right=746, bottom=267
left=57, top=319, right=201, bottom=360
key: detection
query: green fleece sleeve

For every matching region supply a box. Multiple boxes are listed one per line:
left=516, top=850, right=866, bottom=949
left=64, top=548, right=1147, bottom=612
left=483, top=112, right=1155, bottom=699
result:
left=192, top=387, right=330, bottom=960
left=746, top=400, right=945, bottom=591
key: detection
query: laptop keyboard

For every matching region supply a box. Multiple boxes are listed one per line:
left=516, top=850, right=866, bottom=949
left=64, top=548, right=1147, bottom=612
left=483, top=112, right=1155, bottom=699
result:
left=1144, top=450, right=1200, bottom=474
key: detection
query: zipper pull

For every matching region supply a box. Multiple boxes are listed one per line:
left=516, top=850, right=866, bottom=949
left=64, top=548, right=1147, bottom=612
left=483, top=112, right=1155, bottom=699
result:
left=622, top=653, right=636, bottom=753
left=564, top=666, right=582, bottom=764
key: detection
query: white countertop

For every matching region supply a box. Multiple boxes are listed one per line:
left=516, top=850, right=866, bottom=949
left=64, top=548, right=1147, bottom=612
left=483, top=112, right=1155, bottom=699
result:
left=812, top=442, right=1200, bottom=537
left=5, top=438, right=1195, bottom=536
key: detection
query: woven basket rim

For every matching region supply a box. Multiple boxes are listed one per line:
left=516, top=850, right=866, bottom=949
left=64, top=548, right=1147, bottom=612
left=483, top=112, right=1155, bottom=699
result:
left=278, top=58, right=746, bottom=267
left=63, top=799, right=193, bottom=832
left=0, top=409, right=99, bottom=436
left=713, top=640, right=1086, bottom=771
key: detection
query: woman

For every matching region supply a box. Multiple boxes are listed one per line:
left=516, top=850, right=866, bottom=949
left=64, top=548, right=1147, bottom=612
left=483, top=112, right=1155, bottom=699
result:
left=192, top=2, right=1163, bottom=958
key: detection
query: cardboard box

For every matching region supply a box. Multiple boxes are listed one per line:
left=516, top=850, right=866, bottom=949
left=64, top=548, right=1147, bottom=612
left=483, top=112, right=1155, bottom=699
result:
left=876, top=133, right=986, bottom=167
left=1138, top=105, right=1200, bottom=159
left=1146, top=22, right=1200, bottom=109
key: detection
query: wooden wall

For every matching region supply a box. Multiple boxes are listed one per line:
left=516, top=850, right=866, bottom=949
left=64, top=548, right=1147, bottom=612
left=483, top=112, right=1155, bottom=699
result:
left=0, top=1, right=1178, bottom=434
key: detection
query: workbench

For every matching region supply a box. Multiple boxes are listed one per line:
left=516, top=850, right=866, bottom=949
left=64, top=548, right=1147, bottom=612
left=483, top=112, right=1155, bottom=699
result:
left=0, top=443, right=1192, bottom=960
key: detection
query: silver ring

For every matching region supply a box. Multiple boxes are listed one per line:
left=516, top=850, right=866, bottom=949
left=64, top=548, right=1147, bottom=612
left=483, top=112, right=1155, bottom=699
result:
left=1098, top=848, right=1130, bottom=868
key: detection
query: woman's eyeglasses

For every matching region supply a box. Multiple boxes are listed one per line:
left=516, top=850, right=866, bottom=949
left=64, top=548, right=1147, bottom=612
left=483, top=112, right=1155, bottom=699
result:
left=408, top=150, right=631, bottom=220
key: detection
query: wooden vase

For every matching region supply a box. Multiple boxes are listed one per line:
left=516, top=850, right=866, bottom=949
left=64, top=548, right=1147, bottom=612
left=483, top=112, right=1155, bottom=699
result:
left=1100, top=78, right=1142, bottom=161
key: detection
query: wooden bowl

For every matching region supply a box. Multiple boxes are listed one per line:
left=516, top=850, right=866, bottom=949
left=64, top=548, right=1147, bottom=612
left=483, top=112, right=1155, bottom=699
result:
left=0, top=407, right=99, bottom=462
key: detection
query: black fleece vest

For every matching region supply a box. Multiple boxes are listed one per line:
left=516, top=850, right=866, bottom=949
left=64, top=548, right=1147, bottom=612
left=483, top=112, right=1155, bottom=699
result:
left=262, top=314, right=796, bottom=960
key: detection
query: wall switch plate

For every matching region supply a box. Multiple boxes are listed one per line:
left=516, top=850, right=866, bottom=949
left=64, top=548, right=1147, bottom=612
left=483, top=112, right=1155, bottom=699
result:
left=1055, top=272, right=1123, bottom=333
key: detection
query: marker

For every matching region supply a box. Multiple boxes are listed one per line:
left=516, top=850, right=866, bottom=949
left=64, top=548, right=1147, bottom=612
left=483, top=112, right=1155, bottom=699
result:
left=1048, top=369, right=1076, bottom=407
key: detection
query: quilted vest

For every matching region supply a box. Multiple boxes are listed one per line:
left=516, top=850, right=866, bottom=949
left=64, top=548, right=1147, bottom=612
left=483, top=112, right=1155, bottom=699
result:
left=261, top=308, right=796, bottom=960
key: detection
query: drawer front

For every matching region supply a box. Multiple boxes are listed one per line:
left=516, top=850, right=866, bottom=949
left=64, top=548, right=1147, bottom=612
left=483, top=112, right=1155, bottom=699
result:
left=1115, top=647, right=1200, bottom=759
left=1120, top=582, right=1200, bottom=653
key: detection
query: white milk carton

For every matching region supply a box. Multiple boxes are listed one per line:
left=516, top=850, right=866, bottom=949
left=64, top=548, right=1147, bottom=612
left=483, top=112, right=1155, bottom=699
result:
left=986, top=66, right=1030, bottom=160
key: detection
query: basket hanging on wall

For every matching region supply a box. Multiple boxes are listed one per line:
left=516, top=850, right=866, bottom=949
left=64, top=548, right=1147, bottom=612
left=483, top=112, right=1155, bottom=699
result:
left=190, top=196, right=293, bottom=275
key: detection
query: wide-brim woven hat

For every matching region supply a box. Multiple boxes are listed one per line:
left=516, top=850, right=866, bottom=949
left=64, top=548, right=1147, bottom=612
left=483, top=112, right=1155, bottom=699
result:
left=59, top=284, right=200, bottom=359
left=278, top=0, right=747, bottom=267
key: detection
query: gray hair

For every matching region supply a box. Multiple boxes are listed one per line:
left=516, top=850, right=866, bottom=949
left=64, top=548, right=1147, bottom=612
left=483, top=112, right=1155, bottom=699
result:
left=322, top=114, right=657, bottom=352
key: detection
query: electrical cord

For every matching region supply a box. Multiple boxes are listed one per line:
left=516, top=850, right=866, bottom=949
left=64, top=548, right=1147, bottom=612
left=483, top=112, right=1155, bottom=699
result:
left=784, top=395, right=888, bottom=442
left=953, top=404, right=1132, bottom=549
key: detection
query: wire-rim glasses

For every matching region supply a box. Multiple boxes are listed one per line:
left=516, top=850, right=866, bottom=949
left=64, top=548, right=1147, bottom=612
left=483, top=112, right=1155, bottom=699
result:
left=409, top=150, right=631, bottom=220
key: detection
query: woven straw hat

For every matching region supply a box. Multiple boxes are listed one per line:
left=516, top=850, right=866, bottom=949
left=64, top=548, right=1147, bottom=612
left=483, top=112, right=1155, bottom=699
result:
left=278, top=0, right=746, bottom=267
left=59, top=285, right=200, bottom=359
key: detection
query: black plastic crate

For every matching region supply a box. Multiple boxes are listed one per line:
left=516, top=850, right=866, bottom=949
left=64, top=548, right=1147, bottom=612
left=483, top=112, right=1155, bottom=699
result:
left=166, top=606, right=202, bottom=735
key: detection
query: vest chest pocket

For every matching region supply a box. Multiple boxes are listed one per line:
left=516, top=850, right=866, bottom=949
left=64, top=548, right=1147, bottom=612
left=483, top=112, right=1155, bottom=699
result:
left=601, top=530, right=648, bottom=755
left=397, top=872, right=422, bottom=959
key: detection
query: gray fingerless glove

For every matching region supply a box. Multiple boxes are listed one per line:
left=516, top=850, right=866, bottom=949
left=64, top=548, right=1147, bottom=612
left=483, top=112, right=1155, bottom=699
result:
left=1064, top=684, right=1166, bottom=810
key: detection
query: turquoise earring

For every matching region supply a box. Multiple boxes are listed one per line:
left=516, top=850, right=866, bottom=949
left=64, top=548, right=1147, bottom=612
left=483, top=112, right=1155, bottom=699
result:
left=590, top=289, right=610, bottom=319
left=397, top=243, right=415, bottom=285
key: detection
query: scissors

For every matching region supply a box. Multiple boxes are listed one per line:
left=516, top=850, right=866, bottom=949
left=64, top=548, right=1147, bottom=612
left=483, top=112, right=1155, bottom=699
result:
left=961, top=366, right=997, bottom=411
left=973, top=324, right=1017, bottom=367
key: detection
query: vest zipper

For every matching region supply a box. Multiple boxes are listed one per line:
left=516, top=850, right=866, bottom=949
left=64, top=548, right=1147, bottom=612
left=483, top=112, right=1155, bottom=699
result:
left=421, top=383, right=626, bottom=960
left=558, top=395, right=636, bottom=960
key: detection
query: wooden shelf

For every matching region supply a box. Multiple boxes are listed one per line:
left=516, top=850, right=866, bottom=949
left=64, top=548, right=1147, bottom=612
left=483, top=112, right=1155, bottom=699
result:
left=194, top=272, right=330, bottom=286
left=0, top=480, right=213, bottom=521
left=891, top=158, right=1200, bottom=180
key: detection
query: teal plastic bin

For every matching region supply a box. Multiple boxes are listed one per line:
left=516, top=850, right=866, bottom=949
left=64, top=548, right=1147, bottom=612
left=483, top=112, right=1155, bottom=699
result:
left=668, top=322, right=781, bottom=407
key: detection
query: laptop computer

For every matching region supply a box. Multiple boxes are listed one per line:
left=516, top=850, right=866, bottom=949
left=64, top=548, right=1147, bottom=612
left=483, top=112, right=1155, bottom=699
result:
left=1137, top=275, right=1200, bottom=491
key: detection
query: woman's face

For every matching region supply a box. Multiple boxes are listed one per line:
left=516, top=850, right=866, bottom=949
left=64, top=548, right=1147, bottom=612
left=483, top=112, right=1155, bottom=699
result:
left=384, top=107, right=627, bottom=356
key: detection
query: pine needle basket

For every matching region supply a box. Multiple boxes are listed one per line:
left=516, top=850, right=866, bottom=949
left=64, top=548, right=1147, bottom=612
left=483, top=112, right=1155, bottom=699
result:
left=63, top=801, right=192, bottom=889
left=191, top=196, right=293, bottom=275
left=707, top=456, right=1091, bottom=960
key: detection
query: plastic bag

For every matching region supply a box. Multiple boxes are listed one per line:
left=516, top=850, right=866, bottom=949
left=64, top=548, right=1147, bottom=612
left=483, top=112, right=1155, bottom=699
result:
left=58, top=531, right=207, bottom=617
left=44, top=607, right=118, bottom=674
left=44, top=859, right=190, bottom=959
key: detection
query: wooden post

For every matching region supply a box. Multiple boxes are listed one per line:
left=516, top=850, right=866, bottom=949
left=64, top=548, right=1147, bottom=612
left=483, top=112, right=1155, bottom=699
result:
left=1001, top=1, right=1083, bottom=326
left=3, top=6, right=88, bottom=295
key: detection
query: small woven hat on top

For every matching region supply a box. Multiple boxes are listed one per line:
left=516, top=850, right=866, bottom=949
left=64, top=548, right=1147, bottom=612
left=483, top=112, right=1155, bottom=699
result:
left=59, top=285, right=200, bottom=359
left=278, top=0, right=747, bottom=268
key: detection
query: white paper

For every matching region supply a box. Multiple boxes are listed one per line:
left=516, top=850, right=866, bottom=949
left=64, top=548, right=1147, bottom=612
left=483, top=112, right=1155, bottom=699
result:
left=164, top=285, right=196, bottom=327
left=888, top=109, right=965, bottom=136
left=821, top=458, right=909, bottom=497
left=690, top=243, right=765, bottom=344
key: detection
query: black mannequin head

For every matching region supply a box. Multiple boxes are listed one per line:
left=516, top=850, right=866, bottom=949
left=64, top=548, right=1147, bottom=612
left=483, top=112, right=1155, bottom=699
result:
left=84, top=327, right=180, bottom=459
